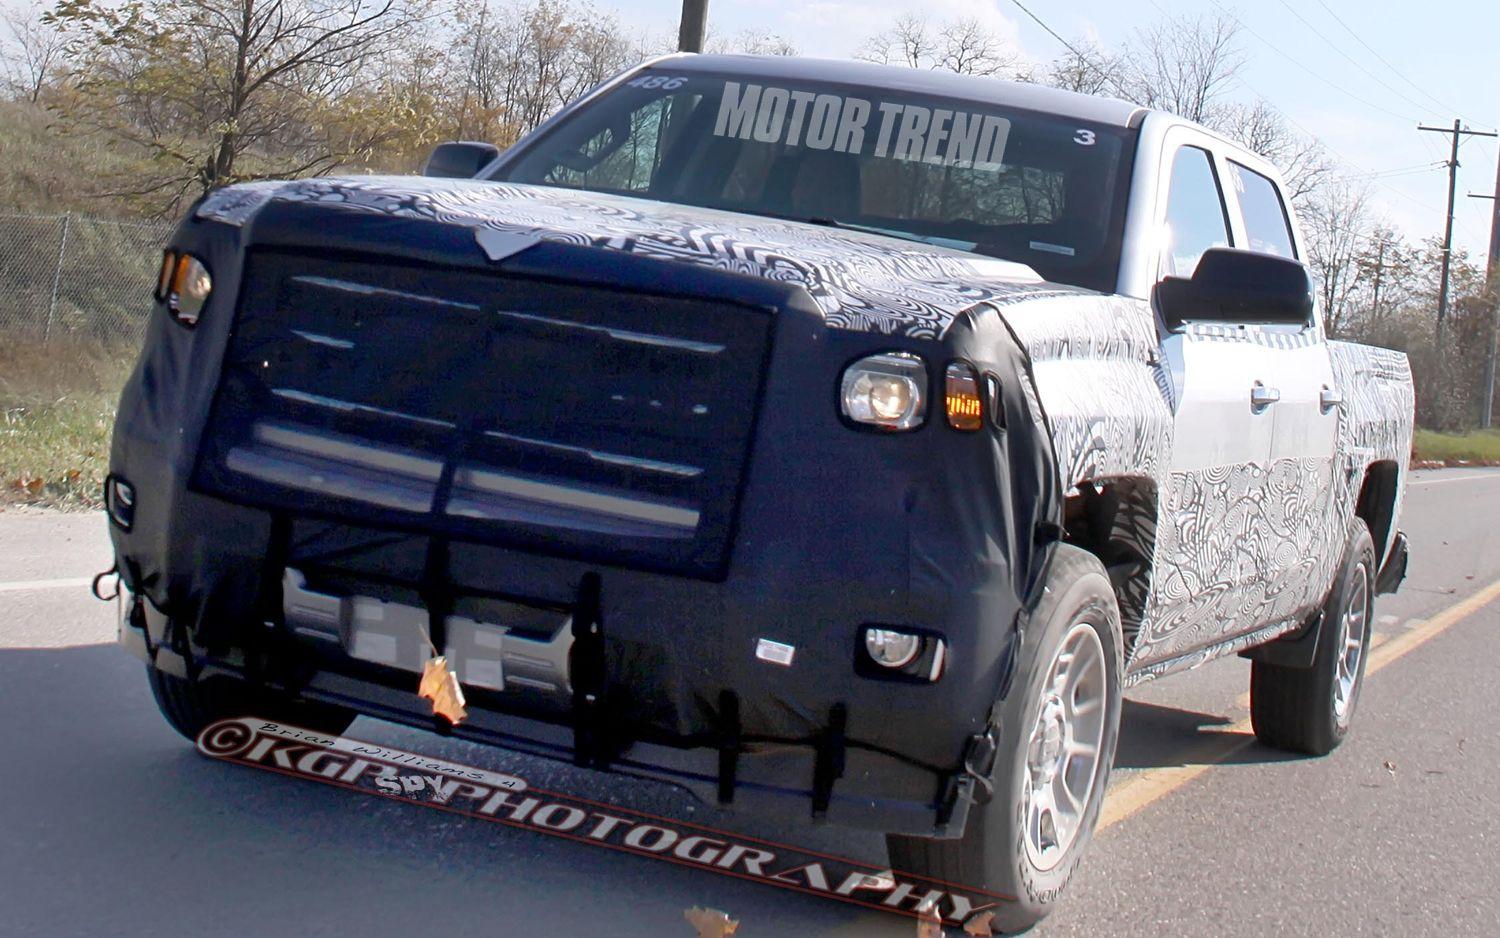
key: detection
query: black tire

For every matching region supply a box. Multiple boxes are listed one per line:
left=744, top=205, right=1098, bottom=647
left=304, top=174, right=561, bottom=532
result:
left=887, top=545, right=1124, bottom=935
left=1251, top=521, right=1376, bottom=756
left=147, top=666, right=356, bottom=743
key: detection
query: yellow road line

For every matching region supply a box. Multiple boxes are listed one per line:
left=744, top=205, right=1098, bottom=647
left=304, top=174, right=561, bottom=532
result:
left=1098, top=577, right=1500, bottom=831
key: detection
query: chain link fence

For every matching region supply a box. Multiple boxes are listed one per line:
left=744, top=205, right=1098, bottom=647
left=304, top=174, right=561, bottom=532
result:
left=0, top=212, right=172, bottom=347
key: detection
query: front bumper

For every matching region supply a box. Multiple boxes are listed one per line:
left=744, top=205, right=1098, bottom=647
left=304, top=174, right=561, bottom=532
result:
left=119, top=578, right=986, bottom=837
left=107, top=202, right=1060, bottom=837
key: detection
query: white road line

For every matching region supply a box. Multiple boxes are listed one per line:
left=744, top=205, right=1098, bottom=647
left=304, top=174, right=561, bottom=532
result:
left=1408, top=473, right=1500, bottom=487
left=0, top=576, right=95, bottom=594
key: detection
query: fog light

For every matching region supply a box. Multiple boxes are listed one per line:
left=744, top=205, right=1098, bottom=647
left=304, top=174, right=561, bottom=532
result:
left=864, top=628, right=921, bottom=669
left=106, top=476, right=135, bottom=530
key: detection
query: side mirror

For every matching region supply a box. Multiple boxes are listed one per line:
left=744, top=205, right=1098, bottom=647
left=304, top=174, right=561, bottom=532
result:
left=422, top=141, right=502, bottom=179
left=1155, top=248, right=1314, bottom=331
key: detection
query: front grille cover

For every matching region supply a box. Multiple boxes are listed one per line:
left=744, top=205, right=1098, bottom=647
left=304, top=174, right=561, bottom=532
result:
left=192, top=249, right=774, bottom=578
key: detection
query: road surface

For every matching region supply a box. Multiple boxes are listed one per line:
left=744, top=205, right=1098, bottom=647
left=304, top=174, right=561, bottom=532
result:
left=1, top=468, right=1496, bottom=936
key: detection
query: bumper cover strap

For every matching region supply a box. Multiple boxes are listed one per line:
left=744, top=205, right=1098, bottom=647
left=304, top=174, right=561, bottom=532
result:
left=811, top=704, right=847, bottom=818
left=571, top=572, right=609, bottom=768
left=717, top=690, right=741, bottom=805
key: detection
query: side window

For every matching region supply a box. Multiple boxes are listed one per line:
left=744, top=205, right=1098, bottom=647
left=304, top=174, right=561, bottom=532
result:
left=1228, top=161, right=1297, bottom=259
left=542, top=93, right=702, bottom=194
left=1161, top=146, right=1232, bottom=278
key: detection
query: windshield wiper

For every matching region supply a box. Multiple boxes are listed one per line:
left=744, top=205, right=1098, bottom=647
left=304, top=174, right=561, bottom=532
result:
left=804, top=216, right=938, bottom=247
left=728, top=207, right=938, bottom=248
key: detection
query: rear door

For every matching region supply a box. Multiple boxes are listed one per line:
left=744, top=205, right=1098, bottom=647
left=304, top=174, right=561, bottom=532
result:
left=1133, top=139, right=1281, bottom=668
left=1223, top=158, right=1342, bottom=615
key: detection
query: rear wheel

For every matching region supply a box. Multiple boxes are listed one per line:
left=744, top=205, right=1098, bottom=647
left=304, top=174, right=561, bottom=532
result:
left=147, top=665, right=356, bottom=742
left=1250, top=521, right=1376, bottom=756
left=887, top=545, right=1124, bottom=934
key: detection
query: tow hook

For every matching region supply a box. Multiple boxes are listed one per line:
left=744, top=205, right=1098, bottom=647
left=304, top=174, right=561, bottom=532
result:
left=961, top=723, right=1000, bottom=804
left=91, top=564, right=120, bottom=602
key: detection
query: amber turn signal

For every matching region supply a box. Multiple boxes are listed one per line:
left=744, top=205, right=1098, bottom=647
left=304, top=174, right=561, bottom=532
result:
left=944, top=362, right=983, bottom=431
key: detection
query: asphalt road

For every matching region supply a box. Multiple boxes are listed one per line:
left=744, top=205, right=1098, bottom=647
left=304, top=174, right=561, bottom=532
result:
left=1, top=469, right=1497, bottom=936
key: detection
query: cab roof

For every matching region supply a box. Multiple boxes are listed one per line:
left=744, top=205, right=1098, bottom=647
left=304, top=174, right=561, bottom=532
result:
left=658, top=53, right=1146, bottom=129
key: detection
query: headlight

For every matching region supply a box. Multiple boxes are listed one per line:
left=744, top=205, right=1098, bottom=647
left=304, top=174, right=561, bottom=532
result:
left=839, top=353, right=926, bottom=430
left=158, top=252, right=211, bottom=326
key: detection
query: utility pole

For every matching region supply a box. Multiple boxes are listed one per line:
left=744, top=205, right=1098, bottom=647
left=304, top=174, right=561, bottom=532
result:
left=678, top=0, right=709, bottom=53
left=1369, top=236, right=1388, bottom=330
left=1419, top=120, right=1497, bottom=355
left=1470, top=149, right=1500, bottom=428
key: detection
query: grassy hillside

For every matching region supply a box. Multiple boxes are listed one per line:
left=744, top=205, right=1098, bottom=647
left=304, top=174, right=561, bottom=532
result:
left=0, top=99, right=158, bottom=218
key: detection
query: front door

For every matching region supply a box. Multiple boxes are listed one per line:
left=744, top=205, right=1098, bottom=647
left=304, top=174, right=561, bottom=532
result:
left=1130, top=143, right=1280, bottom=670
left=1225, top=159, right=1344, bottom=620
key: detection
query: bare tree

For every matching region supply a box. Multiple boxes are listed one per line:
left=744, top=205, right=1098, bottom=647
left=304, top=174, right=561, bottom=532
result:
left=935, top=17, right=1016, bottom=76
left=450, top=0, right=635, bottom=147
left=1, top=2, right=66, bottom=103
left=1302, top=180, right=1373, bottom=336
left=1123, top=13, right=1243, bottom=123
left=1210, top=100, right=1333, bottom=204
left=855, top=13, right=934, bottom=70
left=857, top=13, right=1018, bottom=77
left=709, top=27, right=797, bottom=57
left=1045, top=41, right=1127, bottom=97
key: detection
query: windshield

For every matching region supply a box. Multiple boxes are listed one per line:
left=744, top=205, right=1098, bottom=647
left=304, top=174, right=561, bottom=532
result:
left=496, top=69, right=1135, bottom=292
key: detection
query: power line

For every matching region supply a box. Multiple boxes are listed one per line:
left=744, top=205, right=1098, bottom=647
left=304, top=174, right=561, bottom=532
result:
left=1208, top=0, right=1420, bottom=124
left=1310, top=0, right=1462, bottom=118
left=1274, top=0, right=1436, bottom=118
left=1004, top=0, right=1136, bottom=101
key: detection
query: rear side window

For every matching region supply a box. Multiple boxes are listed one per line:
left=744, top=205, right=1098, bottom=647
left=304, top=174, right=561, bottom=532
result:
left=1161, top=146, right=1231, bottom=278
left=1228, top=161, right=1297, bottom=258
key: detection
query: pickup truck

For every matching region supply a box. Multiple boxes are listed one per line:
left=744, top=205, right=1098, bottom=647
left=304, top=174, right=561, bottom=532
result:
left=107, top=53, right=1414, bottom=932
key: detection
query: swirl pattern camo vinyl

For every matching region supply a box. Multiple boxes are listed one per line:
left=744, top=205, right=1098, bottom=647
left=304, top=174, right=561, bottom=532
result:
left=195, top=176, right=1415, bottom=681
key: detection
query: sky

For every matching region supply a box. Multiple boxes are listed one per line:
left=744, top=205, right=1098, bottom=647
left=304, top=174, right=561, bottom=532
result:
left=610, top=0, right=1500, bottom=263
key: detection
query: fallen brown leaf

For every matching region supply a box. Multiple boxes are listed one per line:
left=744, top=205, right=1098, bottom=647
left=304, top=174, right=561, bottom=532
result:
left=418, top=656, right=467, bottom=725
left=963, top=911, right=997, bottom=936
left=683, top=906, right=738, bottom=937
left=916, top=898, right=944, bottom=938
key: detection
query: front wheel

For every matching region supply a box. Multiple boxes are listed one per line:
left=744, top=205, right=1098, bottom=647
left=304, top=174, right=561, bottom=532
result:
left=147, top=665, right=356, bottom=743
left=887, top=545, right=1124, bottom=934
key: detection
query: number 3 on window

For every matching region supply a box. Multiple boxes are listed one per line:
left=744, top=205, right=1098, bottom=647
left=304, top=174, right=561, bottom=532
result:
left=1074, top=129, right=1096, bottom=146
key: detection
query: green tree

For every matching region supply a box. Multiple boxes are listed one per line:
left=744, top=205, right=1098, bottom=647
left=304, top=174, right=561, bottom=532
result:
left=48, top=0, right=426, bottom=213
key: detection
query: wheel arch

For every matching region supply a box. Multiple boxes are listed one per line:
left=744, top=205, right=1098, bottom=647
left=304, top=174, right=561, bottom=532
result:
left=1060, top=476, right=1159, bottom=660
left=1355, top=459, right=1401, bottom=567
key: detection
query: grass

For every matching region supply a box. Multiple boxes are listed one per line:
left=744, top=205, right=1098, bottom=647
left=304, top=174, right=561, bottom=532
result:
left=1412, top=429, right=1500, bottom=466
left=0, top=99, right=157, bottom=217
left=0, top=339, right=134, bottom=509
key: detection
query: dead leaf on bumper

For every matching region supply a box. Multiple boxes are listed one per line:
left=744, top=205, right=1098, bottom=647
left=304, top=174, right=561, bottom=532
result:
left=962, top=911, right=996, bottom=936
left=418, top=656, right=467, bottom=725
left=916, top=898, right=944, bottom=937
left=684, top=906, right=738, bottom=937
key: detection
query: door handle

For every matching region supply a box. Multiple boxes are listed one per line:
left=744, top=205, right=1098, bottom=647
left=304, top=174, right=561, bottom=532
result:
left=1250, top=381, right=1281, bottom=411
left=1320, top=386, right=1344, bottom=414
